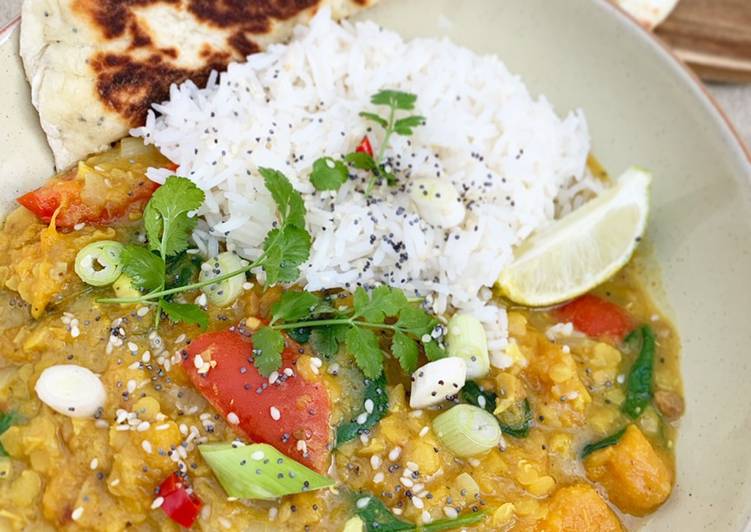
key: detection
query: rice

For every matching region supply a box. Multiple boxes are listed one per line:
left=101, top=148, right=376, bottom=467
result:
left=133, top=8, right=602, bottom=366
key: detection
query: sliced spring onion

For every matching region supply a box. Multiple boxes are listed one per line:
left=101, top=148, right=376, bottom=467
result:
left=199, top=252, right=248, bottom=307
left=432, top=404, right=502, bottom=457
left=409, top=357, right=467, bottom=409
left=74, top=240, right=124, bottom=286
left=198, top=442, right=333, bottom=500
left=112, top=274, right=141, bottom=299
left=446, top=313, right=490, bottom=379
left=34, top=365, right=106, bottom=418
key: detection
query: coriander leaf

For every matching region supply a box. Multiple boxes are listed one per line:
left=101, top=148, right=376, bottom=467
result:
left=345, top=152, right=377, bottom=170
left=336, top=374, right=388, bottom=446
left=370, top=90, right=417, bottom=111
left=423, top=339, right=446, bottom=362
left=393, top=115, right=425, bottom=136
left=259, top=167, right=305, bottom=228
left=395, top=306, right=436, bottom=336
left=262, top=225, right=311, bottom=285
left=358, top=111, right=388, bottom=128
left=345, top=326, right=383, bottom=379
left=121, top=244, right=164, bottom=291
left=310, top=157, right=348, bottom=191
left=310, top=325, right=347, bottom=359
left=353, top=285, right=407, bottom=323
left=159, top=301, right=208, bottom=330
left=391, top=331, right=418, bottom=374
left=271, top=291, right=321, bottom=324
left=252, top=327, right=285, bottom=376
left=144, top=176, right=205, bottom=257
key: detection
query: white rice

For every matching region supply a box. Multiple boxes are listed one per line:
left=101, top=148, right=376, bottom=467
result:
left=133, top=8, right=602, bottom=365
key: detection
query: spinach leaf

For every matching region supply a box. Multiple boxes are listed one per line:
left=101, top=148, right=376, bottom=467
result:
left=355, top=494, right=412, bottom=531
left=165, top=251, right=202, bottom=291
left=355, top=492, right=487, bottom=531
left=336, top=374, right=389, bottom=447
left=581, top=426, right=627, bottom=459
left=498, top=399, right=533, bottom=439
left=461, top=382, right=531, bottom=438
left=0, top=411, right=18, bottom=457
left=287, top=327, right=311, bottom=344
left=460, top=381, right=497, bottom=414
left=622, top=326, right=656, bottom=419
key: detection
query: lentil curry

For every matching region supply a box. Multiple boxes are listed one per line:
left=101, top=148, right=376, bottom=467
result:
left=0, top=139, right=683, bottom=531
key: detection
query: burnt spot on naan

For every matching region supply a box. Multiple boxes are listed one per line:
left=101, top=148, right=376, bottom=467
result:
left=73, top=0, right=372, bottom=126
left=91, top=52, right=228, bottom=126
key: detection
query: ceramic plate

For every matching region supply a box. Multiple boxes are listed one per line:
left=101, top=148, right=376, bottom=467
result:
left=1, top=0, right=750, bottom=529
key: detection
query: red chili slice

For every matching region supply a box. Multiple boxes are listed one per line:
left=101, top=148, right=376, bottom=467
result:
left=355, top=136, right=374, bottom=157
left=182, top=330, right=332, bottom=472
left=157, top=473, right=202, bottom=528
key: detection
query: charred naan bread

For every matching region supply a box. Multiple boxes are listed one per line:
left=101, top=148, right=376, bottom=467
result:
left=19, top=0, right=378, bottom=170
left=613, top=0, right=680, bottom=30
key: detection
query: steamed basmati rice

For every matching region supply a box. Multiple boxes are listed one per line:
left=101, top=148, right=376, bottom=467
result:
left=133, top=8, right=602, bottom=366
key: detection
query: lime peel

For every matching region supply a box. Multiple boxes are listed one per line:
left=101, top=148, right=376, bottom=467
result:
left=497, top=167, right=651, bottom=306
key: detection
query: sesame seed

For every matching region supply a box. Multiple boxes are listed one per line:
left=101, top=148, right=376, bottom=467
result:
left=142, top=440, right=153, bottom=454
left=136, top=421, right=150, bottom=432
left=89, top=458, right=98, bottom=470
left=406, top=461, right=419, bottom=472
left=370, top=455, right=382, bottom=469
left=373, top=472, right=385, bottom=483
left=251, top=451, right=265, bottom=461
left=356, top=497, right=371, bottom=509
left=356, top=412, right=369, bottom=425
left=227, top=412, right=240, bottom=425
left=151, top=497, right=165, bottom=509
left=443, top=506, right=458, bottom=518
left=400, top=477, right=414, bottom=488
left=364, top=399, right=374, bottom=414
left=71, top=507, right=84, bottom=521
left=194, top=355, right=204, bottom=369
left=421, top=510, right=432, bottom=523
left=419, top=426, right=430, bottom=437
left=412, top=496, right=424, bottom=509
left=388, top=447, right=402, bottom=461
left=270, top=407, right=281, bottom=421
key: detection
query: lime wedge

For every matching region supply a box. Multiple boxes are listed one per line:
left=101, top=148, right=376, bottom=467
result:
left=497, top=167, right=651, bottom=306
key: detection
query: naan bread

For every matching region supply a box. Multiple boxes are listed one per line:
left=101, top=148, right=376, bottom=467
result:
left=614, top=0, right=680, bottom=30
left=19, top=0, right=378, bottom=170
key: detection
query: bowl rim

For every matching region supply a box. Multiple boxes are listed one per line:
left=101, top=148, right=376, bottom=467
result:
left=599, top=0, right=751, bottom=165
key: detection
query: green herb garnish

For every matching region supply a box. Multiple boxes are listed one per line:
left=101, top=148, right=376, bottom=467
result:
left=336, top=374, right=389, bottom=446
left=309, top=90, right=424, bottom=194
left=460, top=382, right=533, bottom=439
left=252, top=285, right=444, bottom=377
left=0, top=411, right=18, bottom=457
left=622, top=325, right=656, bottom=419
left=581, top=426, right=628, bottom=459
left=97, top=169, right=312, bottom=330
left=354, top=493, right=487, bottom=531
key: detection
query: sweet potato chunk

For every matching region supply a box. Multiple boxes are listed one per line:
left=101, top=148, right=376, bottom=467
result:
left=535, top=483, right=622, bottom=531
left=584, top=425, right=672, bottom=516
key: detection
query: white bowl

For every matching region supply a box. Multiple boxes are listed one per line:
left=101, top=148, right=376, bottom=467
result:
left=2, top=0, right=750, bottom=529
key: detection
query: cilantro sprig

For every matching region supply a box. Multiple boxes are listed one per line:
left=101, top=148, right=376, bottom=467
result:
left=309, top=90, right=424, bottom=194
left=98, top=169, right=311, bottom=328
left=252, top=286, right=445, bottom=378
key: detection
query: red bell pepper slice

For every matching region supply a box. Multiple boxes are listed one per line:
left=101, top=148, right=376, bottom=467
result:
left=556, top=294, right=632, bottom=340
left=355, top=136, right=374, bottom=157
left=17, top=165, right=168, bottom=229
left=157, top=473, right=202, bottom=528
left=182, top=330, right=332, bottom=472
